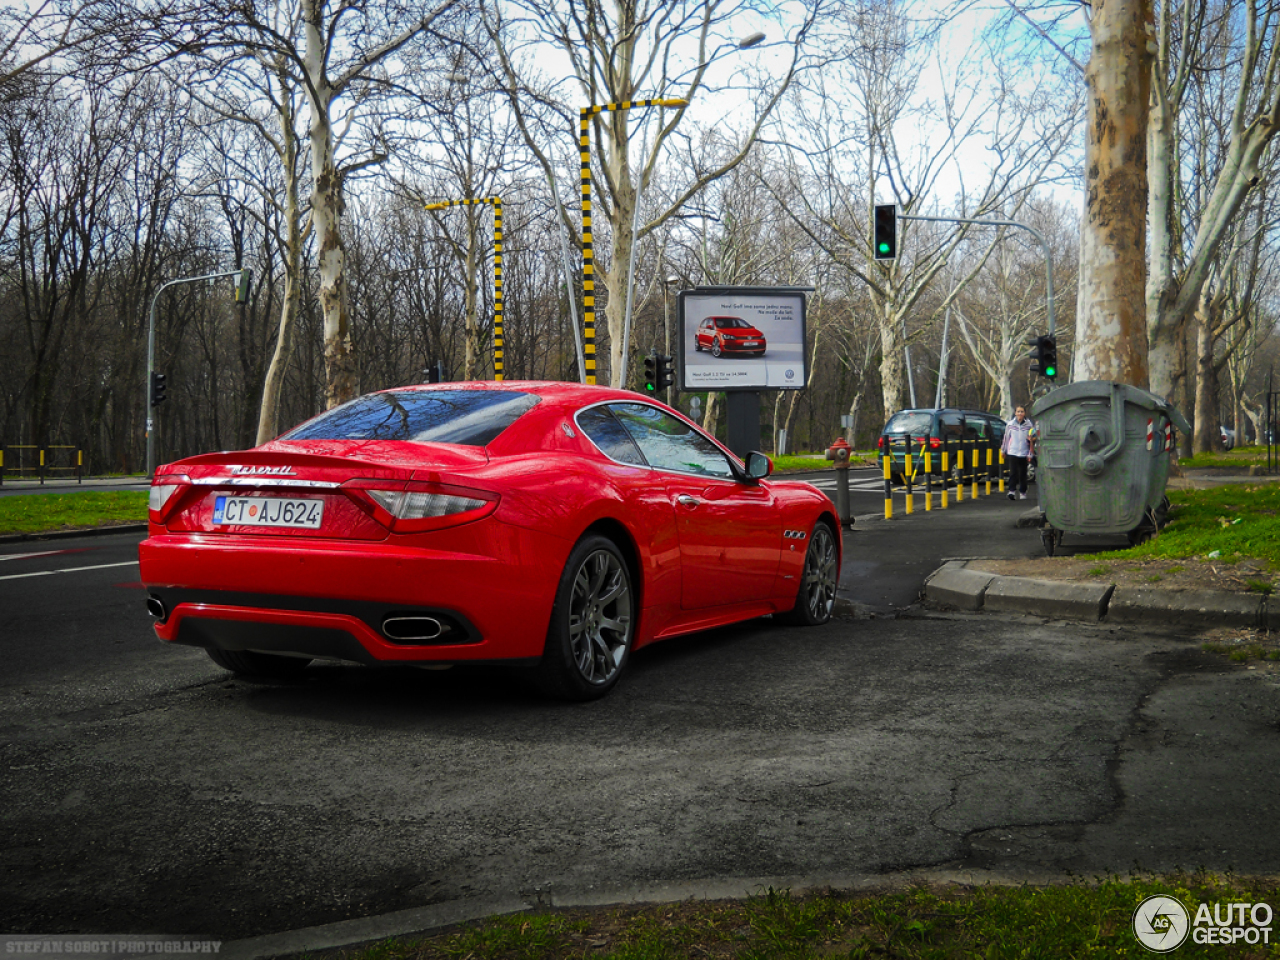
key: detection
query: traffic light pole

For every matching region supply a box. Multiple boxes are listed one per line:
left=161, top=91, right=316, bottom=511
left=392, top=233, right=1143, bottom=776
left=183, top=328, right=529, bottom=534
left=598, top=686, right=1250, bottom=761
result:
left=146, top=268, right=249, bottom=477
left=898, top=214, right=1054, bottom=336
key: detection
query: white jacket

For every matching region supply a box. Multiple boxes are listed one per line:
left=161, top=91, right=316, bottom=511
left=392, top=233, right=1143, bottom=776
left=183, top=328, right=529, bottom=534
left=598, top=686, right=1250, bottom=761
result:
left=1002, top=418, right=1035, bottom=458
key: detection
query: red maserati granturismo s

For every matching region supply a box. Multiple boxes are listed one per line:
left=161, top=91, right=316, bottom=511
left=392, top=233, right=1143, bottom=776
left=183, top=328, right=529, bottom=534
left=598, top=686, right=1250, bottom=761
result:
left=139, top=382, right=840, bottom=700
left=694, top=316, right=767, bottom=358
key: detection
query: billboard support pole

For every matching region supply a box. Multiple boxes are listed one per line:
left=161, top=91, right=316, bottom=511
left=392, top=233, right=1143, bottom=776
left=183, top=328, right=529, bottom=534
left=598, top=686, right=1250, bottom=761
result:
left=726, top=391, right=761, bottom=461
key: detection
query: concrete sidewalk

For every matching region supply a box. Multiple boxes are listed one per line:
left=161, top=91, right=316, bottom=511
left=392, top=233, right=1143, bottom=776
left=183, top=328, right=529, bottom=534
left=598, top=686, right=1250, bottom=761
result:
left=917, top=466, right=1279, bottom=629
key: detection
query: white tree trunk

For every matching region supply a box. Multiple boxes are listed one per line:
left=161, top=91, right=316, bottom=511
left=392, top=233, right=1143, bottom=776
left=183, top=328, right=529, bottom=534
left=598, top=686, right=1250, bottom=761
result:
left=1074, top=0, right=1154, bottom=387
left=302, top=0, right=356, bottom=409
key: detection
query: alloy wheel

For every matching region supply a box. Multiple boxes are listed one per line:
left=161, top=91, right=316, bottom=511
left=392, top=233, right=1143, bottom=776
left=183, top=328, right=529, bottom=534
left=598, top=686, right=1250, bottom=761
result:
left=568, top=548, right=633, bottom=685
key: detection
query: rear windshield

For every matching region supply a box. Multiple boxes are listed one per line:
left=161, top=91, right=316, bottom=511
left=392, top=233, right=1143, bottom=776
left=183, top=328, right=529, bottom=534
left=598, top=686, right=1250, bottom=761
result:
left=282, top=390, right=540, bottom=446
left=883, top=412, right=933, bottom=435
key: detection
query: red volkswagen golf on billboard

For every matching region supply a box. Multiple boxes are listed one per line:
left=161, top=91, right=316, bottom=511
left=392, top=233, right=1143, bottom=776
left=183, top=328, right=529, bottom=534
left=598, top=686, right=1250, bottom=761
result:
left=694, top=316, right=767, bottom=358
left=139, top=382, right=840, bottom=700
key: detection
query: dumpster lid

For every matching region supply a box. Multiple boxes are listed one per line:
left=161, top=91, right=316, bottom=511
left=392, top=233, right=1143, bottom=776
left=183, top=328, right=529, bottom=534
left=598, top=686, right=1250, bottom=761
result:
left=1030, top=380, right=1191, bottom=433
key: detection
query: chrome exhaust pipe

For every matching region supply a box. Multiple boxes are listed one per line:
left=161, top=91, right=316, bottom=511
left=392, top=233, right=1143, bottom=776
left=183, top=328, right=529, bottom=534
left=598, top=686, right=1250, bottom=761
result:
left=145, top=596, right=167, bottom=620
left=382, top=616, right=446, bottom=642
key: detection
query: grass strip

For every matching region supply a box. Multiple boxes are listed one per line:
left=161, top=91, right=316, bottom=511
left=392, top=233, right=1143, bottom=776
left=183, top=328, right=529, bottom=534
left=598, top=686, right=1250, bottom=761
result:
left=334, top=874, right=1280, bottom=959
left=0, top=490, right=148, bottom=535
left=1093, top=485, right=1280, bottom=568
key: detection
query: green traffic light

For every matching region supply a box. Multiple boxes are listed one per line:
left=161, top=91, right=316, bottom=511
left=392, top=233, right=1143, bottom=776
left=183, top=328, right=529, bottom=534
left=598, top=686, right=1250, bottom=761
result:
left=878, top=242, right=890, bottom=254
left=1044, top=365, right=1056, bottom=377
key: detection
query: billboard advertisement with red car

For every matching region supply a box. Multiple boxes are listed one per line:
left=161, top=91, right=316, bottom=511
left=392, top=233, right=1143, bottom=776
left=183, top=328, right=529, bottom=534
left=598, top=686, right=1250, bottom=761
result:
left=677, top=286, right=809, bottom=392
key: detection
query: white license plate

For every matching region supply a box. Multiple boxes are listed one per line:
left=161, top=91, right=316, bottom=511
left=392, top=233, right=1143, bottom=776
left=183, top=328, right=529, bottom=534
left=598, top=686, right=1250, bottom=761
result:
left=213, top=495, right=324, bottom=529
left=742, top=341, right=760, bottom=346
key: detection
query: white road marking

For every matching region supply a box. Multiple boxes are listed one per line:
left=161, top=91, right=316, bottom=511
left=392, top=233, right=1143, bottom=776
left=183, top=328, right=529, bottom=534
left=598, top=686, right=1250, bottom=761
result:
left=0, top=561, right=137, bottom=582
left=0, top=549, right=79, bottom=562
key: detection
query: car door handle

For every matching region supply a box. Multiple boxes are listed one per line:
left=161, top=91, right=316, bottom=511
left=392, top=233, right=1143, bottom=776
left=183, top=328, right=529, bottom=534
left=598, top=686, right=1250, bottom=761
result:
left=676, top=494, right=699, bottom=508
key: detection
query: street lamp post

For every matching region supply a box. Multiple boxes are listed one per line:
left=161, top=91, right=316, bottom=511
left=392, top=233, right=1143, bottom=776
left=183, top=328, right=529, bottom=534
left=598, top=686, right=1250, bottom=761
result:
left=146, top=268, right=251, bottom=477
left=425, top=196, right=505, bottom=381
left=663, top=274, right=678, bottom=404
left=579, top=97, right=686, bottom=386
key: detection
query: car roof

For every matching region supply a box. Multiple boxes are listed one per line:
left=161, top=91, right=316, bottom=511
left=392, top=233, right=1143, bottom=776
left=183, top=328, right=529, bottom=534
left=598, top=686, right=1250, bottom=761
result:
left=375, top=380, right=640, bottom=408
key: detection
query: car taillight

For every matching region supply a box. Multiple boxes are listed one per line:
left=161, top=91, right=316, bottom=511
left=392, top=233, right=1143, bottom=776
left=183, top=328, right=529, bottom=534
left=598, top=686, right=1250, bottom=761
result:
left=929, top=437, right=942, bottom=449
left=343, top=480, right=498, bottom=533
left=148, top=475, right=191, bottom=522
left=877, top=437, right=886, bottom=452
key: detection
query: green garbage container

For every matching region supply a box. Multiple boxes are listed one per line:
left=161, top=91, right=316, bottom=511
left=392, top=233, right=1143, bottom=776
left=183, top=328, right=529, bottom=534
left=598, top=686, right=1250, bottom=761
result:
left=1029, top=381, right=1190, bottom=556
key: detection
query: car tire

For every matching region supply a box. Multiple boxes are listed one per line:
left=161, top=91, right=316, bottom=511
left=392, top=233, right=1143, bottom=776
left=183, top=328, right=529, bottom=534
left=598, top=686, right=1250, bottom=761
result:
left=777, top=520, right=838, bottom=626
left=532, top=534, right=635, bottom=701
left=205, top=647, right=311, bottom=677
left=693, top=339, right=702, bottom=352
left=711, top=341, right=722, bottom=358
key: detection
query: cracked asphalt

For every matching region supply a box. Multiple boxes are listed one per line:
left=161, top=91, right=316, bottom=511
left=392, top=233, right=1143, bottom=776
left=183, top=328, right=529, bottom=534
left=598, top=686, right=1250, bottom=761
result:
left=3, top=526, right=1280, bottom=944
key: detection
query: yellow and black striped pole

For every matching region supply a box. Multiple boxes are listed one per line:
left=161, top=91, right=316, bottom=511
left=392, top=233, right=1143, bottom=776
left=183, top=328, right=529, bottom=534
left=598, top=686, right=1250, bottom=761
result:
left=924, top=451, right=932, bottom=511
left=904, top=446, right=914, bottom=515
left=940, top=446, right=949, bottom=509
left=424, top=197, right=505, bottom=381
left=579, top=98, right=686, bottom=386
left=882, top=449, right=893, bottom=519
left=971, top=439, right=979, bottom=500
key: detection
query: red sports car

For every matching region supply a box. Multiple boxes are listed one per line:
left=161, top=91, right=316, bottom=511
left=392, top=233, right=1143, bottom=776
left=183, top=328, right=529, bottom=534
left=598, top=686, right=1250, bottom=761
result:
left=139, top=382, right=840, bottom=700
left=694, top=316, right=767, bottom=357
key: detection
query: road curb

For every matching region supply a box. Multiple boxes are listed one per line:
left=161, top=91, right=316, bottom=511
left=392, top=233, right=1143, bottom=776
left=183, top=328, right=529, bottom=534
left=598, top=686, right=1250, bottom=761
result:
left=923, top=559, right=1262, bottom=629
left=921, top=561, right=995, bottom=610
left=984, top=576, right=1114, bottom=621
left=1106, top=586, right=1267, bottom=629
left=0, top=523, right=147, bottom=545
left=218, top=866, right=1099, bottom=960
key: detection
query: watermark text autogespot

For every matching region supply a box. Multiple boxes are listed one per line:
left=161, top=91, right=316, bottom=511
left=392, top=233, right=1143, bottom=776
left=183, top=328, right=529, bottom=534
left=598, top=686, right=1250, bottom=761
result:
left=1132, top=896, right=1274, bottom=952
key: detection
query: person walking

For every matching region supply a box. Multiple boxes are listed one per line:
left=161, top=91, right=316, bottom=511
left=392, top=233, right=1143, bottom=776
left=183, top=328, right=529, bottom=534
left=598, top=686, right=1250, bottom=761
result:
left=1002, top=405, right=1035, bottom=500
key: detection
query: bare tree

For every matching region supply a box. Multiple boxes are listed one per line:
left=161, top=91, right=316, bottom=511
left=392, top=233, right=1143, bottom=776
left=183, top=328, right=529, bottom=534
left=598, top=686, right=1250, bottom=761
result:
left=486, top=0, right=824, bottom=387
left=167, top=0, right=465, bottom=409
left=1147, top=0, right=1280, bottom=408
left=759, top=0, right=1081, bottom=418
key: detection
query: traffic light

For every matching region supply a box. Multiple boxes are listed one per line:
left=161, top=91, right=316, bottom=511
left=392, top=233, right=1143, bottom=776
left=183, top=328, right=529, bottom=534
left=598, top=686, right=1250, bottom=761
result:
left=1027, top=334, right=1058, bottom=380
left=425, top=359, right=444, bottom=383
left=644, top=353, right=658, bottom=394
left=150, top=371, right=168, bottom=407
left=233, top=269, right=253, bottom=305
left=873, top=204, right=897, bottom=260
left=656, top=354, right=675, bottom=391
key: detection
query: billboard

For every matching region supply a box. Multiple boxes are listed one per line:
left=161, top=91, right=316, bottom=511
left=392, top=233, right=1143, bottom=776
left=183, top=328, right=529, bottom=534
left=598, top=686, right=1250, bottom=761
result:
left=677, top=286, right=809, bottom=392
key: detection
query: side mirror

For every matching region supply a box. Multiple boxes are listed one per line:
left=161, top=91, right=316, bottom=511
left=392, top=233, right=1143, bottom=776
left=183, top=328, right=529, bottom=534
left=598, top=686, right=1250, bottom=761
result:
left=745, top=450, right=772, bottom=480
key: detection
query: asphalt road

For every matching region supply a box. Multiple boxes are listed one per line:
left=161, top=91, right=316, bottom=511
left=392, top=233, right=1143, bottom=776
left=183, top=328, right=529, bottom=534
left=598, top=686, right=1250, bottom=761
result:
left=3, top=517, right=1280, bottom=944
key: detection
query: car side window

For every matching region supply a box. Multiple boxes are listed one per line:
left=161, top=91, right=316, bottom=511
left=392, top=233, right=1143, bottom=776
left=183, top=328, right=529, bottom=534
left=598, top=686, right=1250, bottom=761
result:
left=576, top=406, right=647, bottom=466
left=609, top=403, right=735, bottom=479
left=938, top=414, right=963, bottom=441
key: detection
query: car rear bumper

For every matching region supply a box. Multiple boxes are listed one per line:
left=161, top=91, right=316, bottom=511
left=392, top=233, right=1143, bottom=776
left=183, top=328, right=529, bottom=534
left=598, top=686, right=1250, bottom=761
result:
left=139, top=525, right=565, bottom=664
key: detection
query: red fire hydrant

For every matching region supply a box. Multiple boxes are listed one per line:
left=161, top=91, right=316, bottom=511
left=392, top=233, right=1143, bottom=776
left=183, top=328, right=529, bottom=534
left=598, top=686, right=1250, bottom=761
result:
left=824, top=437, right=852, bottom=526
left=825, top=436, right=852, bottom=467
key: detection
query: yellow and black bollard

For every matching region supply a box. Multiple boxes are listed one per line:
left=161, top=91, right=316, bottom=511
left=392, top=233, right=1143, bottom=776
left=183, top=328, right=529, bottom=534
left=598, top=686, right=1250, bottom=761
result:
left=970, top=439, right=979, bottom=500
left=882, top=449, right=893, bottom=519
left=924, top=450, right=933, bottom=511
left=999, top=447, right=1006, bottom=494
left=904, top=446, right=914, bottom=515
left=940, top=445, right=949, bottom=509
left=954, top=446, right=964, bottom=503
